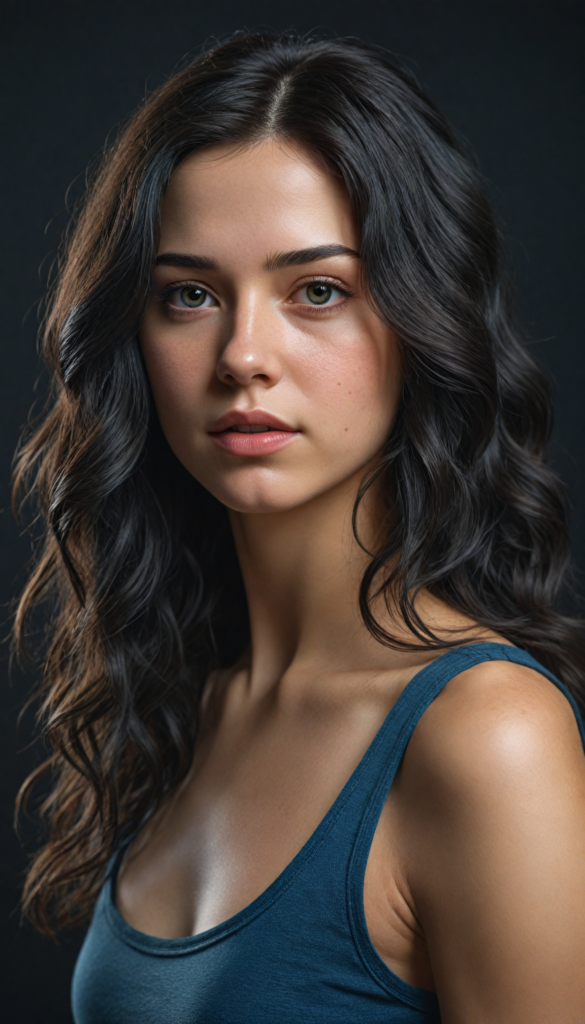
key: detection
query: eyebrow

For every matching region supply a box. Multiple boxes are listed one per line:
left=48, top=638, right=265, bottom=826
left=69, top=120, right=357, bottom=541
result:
left=154, top=244, right=359, bottom=273
left=155, top=252, right=219, bottom=270
left=263, top=244, right=359, bottom=271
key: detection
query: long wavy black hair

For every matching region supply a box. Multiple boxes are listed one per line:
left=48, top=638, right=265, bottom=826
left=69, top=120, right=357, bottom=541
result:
left=13, top=30, right=585, bottom=934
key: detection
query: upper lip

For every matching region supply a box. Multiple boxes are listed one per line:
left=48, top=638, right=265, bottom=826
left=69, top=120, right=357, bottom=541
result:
left=209, top=409, right=298, bottom=433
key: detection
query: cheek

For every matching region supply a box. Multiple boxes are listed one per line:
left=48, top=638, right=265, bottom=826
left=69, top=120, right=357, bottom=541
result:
left=139, top=319, right=214, bottom=434
left=295, top=325, right=400, bottom=453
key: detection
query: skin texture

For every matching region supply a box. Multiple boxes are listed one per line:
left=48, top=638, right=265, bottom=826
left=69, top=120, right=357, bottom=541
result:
left=119, top=138, right=585, bottom=1022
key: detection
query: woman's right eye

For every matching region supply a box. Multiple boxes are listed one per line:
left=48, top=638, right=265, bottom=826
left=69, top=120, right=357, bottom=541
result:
left=167, top=285, right=215, bottom=309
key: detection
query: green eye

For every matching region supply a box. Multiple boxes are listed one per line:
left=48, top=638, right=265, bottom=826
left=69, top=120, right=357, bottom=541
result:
left=306, top=282, right=333, bottom=305
left=179, top=286, right=207, bottom=308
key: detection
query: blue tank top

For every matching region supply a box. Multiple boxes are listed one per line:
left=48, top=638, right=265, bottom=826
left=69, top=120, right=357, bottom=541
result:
left=71, top=643, right=585, bottom=1023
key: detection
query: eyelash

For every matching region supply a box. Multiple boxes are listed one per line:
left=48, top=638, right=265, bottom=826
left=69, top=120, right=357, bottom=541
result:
left=156, top=276, right=354, bottom=314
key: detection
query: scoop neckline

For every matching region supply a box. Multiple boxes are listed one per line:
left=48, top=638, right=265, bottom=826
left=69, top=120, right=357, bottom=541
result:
left=104, top=642, right=516, bottom=958
left=105, top=713, right=382, bottom=955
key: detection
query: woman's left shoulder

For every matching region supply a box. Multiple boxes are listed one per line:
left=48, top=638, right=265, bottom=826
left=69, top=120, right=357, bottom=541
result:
left=398, top=650, right=585, bottom=1012
left=407, top=652, right=585, bottom=797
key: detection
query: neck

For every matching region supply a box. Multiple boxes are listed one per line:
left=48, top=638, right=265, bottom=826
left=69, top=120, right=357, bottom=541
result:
left=229, top=470, right=395, bottom=692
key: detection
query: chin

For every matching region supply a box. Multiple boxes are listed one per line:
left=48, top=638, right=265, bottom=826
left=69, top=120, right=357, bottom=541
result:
left=184, top=452, right=369, bottom=516
left=207, top=484, right=313, bottom=515
left=192, top=466, right=334, bottom=516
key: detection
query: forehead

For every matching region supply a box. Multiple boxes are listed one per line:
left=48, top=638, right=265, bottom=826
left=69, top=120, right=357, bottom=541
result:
left=158, top=139, right=357, bottom=258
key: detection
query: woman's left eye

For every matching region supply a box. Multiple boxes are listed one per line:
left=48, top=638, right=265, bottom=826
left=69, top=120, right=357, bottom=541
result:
left=297, top=281, right=347, bottom=306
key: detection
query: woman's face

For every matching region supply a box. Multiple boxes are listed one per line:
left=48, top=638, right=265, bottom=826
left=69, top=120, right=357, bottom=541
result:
left=140, top=139, right=402, bottom=514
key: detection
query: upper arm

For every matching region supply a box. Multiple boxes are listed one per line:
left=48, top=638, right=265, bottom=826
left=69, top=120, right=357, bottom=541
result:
left=399, top=661, right=585, bottom=1024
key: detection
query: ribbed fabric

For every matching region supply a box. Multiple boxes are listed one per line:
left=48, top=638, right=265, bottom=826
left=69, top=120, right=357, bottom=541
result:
left=71, top=643, right=585, bottom=1023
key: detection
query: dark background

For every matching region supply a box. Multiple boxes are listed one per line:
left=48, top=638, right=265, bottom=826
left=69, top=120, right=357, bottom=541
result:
left=1, top=1, right=583, bottom=1020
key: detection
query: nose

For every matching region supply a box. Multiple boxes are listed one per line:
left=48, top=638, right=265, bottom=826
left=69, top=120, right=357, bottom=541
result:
left=216, top=294, right=284, bottom=389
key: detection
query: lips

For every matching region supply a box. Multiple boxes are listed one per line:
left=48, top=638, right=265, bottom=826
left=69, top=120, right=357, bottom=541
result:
left=210, top=409, right=297, bottom=433
left=208, top=409, right=301, bottom=457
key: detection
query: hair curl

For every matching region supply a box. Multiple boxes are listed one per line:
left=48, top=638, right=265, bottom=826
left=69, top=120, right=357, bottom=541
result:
left=13, top=30, right=585, bottom=935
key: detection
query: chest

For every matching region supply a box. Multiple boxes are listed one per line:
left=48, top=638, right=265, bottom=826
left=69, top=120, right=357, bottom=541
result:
left=116, top=694, right=435, bottom=992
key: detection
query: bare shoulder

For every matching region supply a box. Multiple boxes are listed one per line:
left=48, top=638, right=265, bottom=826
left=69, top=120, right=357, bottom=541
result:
left=404, top=655, right=585, bottom=794
left=394, top=654, right=585, bottom=1017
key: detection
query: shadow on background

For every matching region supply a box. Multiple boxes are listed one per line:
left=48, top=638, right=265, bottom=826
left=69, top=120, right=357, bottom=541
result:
left=1, top=1, right=583, bottom=1020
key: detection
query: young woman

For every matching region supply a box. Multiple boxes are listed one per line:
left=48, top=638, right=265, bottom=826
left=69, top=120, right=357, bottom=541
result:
left=14, top=31, right=585, bottom=1023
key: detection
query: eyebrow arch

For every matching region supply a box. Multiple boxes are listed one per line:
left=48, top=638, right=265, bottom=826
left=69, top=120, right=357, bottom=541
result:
left=155, top=252, right=220, bottom=270
left=263, top=244, right=359, bottom=271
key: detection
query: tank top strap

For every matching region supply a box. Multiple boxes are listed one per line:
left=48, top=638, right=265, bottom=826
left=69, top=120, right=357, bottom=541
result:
left=354, top=641, right=585, bottom=800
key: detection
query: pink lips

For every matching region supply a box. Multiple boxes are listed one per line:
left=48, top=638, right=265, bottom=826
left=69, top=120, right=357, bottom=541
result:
left=208, top=409, right=301, bottom=457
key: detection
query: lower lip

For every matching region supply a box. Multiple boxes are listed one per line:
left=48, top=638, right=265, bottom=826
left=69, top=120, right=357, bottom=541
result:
left=209, top=429, right=301, bottom=456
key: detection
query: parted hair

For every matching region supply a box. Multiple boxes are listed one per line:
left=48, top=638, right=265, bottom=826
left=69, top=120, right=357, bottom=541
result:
left=13, top=30, right=585, bottom=934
